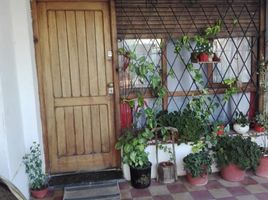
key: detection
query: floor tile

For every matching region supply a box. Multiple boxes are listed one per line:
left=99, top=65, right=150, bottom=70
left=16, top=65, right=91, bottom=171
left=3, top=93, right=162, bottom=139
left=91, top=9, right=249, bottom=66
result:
left=236, top=195, right=258, bottom=200
left=208, top=188, right=232, bottom=199
left=119, top=181, right=131, bottom=190
left=226, top=186, right=251, bottom=196
left=149, top=185, right=169, bottom=196
left=121, top=189, right=132, bottom=199
left=152, top=194, right=174, bottom=200
left=217, top=179, right=241, bottom=187
left=166, top=182, right=187, bottom=193
left=172, top=192, right=194, bottom=200
left=245, top=185, right=267, bottom=194
left=130, top=188, right=151, bottom=198
left=206, top=180, right=223, bottom=189
left=190, top=190, right=215, bottom=200
left=240, top=176, right=258, bottom=185
left=254, top=192, right=268, bottom=200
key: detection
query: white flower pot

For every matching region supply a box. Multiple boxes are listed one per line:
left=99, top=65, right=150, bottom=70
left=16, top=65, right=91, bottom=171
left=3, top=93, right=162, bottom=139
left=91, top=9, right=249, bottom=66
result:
left=121, top=142, right=219, bottom=180
left=233, top=123, right=249, bottom=135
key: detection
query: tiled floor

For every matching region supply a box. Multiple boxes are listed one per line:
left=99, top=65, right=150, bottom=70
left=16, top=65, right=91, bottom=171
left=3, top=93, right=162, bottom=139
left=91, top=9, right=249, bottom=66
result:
left=38, top=172, right=268, bottom=200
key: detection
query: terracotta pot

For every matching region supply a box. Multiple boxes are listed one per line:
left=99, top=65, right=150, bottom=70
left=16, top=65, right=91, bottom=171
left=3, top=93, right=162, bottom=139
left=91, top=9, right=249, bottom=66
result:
left=217, top=125, right=225, bottom=136
left=198, top=53, right=209, bottom=62
left=221, top=164, right=245, bottom=182
left=31, top=187, right=49, bottom=199
left=254, top=124, right=265, bottom=133
left=186, top=173, right=208, bottom=186
left=256, top=156, right=268, bottom=178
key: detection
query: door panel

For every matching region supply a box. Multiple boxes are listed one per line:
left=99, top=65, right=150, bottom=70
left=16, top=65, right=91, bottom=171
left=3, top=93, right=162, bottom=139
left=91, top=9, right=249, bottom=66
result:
left=37, top=1, right=117, bottom=173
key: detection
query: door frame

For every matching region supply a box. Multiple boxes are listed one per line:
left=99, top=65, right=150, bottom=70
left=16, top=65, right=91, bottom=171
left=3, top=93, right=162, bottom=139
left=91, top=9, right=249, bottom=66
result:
left=31, top=0, right=120, bottom=173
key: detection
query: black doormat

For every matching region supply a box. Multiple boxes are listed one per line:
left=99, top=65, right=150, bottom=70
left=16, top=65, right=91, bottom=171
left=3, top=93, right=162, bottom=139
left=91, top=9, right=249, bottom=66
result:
left=49, top=169, right=123, bottom=188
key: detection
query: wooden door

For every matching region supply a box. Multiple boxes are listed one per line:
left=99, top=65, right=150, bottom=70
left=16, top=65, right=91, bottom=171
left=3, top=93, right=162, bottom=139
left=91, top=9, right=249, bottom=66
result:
left=36, top=1, right=118, bottom=173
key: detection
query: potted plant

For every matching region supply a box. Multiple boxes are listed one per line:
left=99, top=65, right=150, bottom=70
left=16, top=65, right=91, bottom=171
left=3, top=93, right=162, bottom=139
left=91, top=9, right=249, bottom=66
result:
left=256, top=146, right=268, bottom=178
left=254, top=112, right=268, bottom=133
left=212, top=121, right=225, bottom=136
left=183, top=150, right=212, bottom=186
left=213, top=135, right=261, bottom=182
left=22, top=142, right=48, bottom=199
left=233, top=111, right=250, bottom=135
left=194, top=35, right=213, bottom=62
left=115, top=128, right=153, bottom=188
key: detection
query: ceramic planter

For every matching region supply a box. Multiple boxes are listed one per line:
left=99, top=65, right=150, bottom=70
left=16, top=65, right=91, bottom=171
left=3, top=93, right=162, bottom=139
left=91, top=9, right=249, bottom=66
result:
left=220, top=164, right=245, bottom=182
left=254, top=124, right=265, bottom=133
left=31, top=187, right=49, bottom=199
left=186, top=173, right=208, bottom=186
left=233, top=123, right=249, bottom=135
left=198, top=53, right=209, bottom=62
left=130, top=162, right=152, bottom=189
left=256, top=156, right=268, bottom=178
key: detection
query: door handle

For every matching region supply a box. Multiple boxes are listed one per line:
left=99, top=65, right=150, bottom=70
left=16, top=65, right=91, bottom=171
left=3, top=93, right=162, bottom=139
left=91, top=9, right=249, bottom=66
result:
left=107, top=82, right=114, bottom=94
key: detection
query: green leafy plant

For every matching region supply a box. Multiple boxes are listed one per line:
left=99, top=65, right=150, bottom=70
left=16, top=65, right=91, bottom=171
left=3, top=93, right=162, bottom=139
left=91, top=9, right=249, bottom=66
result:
left=183, top=151, right=212, bottom=177
left=255, top=112, right=268, bottom=129
left=22, top=142, right=47, bottom=190
left=115, top=128, right=154, bottom=168
left=234, top=111, right=249, bottom=127
left=223, top=78, right=239, bottom=102
left=213, top=135, right=262, bottom=170
left=121, top=49, right=166, bottom=99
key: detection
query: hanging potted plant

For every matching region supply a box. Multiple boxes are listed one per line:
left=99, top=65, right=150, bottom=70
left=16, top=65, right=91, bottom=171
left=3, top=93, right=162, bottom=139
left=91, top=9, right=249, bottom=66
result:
left=254, top=112, right=268, bottom=133
left=233, top=111, right=250, bottom=135
left=183, top=150, right=212, bottom=186
left=22, top=142, right=48, bottom=199
left=213, top=135, right=261, bottom=182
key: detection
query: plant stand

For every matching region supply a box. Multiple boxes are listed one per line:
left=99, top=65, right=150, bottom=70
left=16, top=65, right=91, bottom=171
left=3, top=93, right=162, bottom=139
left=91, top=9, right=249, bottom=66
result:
left=154, top=127, right=178, bottom=184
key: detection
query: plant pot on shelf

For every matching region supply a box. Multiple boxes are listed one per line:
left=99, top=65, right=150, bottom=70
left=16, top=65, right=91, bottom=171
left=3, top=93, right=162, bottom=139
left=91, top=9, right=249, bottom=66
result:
left=31, top=187, right=49, bottom=199
left=256, top=156, right=268, bottom=178
left=217, top=125, right=225, bottom=136
left=157, top=161, right=176, bottom=184
left=198, top=53, right=209, bottom=62
left=233, top=123, right=249, bottom=135
left=254, top=124, right=265, bottom=133
left=220, top=164, right=246, bottom=182
left=208, top=54, right=214, bottom=62
left=186, top=173, right=208, bottom=186
left=130, top=162, right=152, bottom=189
left=191, top=52, right=199, bottom=63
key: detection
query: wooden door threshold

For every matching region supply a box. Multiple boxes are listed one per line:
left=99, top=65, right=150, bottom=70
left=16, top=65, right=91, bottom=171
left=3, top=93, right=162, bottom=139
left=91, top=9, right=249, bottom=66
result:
left=48, top=169, right=123, bottom=188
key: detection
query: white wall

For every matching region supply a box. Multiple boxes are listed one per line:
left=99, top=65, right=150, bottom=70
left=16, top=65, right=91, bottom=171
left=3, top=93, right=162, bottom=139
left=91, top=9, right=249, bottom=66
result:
left=0, top=0, right=43, bottom=199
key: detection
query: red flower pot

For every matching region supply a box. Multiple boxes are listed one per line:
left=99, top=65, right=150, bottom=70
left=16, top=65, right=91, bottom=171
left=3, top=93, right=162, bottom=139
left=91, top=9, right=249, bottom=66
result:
left=254, top=124, right=265, bottom=133
left=31, top=187, right=49, bottom=199
left=198, top=53, right=209, bottom=62
left=256, top=156, right=268, bottom=178
left=186, top=173, right=208, bottom=186
left=217, top=125, right=225, bottom=136
left=221, top=164, right=245, bottom=182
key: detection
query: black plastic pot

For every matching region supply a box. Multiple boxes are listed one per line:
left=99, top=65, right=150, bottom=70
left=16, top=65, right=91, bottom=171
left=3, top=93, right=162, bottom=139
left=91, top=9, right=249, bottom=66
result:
left=130, top=162, right=152, bottom=189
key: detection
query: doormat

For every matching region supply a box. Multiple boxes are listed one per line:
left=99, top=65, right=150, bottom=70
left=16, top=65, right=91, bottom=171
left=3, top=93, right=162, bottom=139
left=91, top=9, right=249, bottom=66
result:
left=63, top=181, right=120, bottom=200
